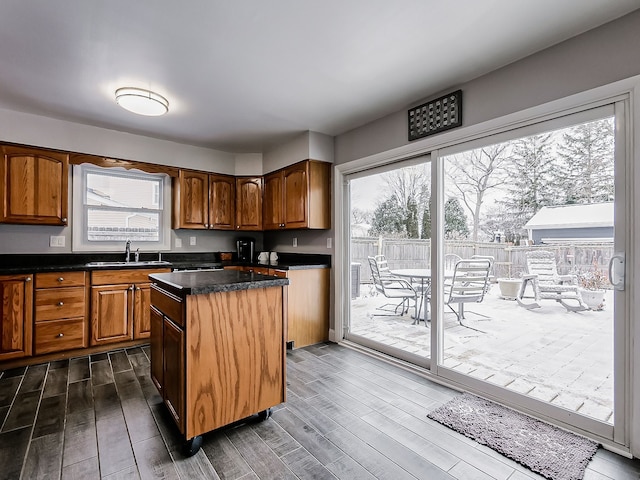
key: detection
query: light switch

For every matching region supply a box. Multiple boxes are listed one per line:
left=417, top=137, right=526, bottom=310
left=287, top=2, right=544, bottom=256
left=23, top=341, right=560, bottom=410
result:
left=190, top=236, right=197, bottom=246
left=175, top=238, right=182, bottom=248
left=293, top=237, right=298, bottom=247
left=327, top=237, right=332, bottom=249
left=49, top=235, right=65, bottom=247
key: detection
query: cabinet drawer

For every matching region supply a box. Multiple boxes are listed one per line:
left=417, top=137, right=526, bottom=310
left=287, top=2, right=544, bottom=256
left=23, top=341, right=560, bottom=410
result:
left=36, top=271, right=86, bottom=288
left=92, top=268, right=171, bottom=285
left=35, top=287, right=86, bottom=322
left=34, top=317, right=87, bottom=354
left=150, top=285, right=184, bottom=328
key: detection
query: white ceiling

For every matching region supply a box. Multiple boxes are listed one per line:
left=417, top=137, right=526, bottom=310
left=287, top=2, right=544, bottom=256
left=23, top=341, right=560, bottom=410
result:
left=1, top=1, right=638, bottom=153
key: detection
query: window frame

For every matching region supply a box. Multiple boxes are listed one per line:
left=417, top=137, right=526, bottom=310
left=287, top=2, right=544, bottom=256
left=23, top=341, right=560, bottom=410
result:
left=72, top=164, right=172, bottom=252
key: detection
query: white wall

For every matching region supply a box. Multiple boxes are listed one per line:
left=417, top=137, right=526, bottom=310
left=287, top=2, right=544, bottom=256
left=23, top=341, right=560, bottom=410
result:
left=0, top=108, right=236, bottom=173
left=263, top=130, right=334, bottom=173
left=335, top=9, right=640, bottom=165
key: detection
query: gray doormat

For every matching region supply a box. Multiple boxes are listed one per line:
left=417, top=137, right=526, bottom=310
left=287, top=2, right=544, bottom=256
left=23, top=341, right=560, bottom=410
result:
left=427, top=393, right=599, bottom=480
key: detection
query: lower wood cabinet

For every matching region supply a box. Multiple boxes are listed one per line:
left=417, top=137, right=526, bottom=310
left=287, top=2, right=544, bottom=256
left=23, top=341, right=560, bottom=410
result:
left=150, top=281, right=285, bottom=444
left=0, top=274, right=33, bottom=361
left=223, top=266, right=329, bottom=348
left=34, top=271, right=87, bottom=355
left=90, top=268, right=170, bottom=346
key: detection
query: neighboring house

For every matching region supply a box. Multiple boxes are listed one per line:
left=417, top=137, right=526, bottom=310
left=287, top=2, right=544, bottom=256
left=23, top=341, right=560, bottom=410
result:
left=524, top=203, right=613, bottom=244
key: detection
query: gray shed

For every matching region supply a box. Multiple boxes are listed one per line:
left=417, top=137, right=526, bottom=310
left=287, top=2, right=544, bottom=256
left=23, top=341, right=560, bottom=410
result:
left=524, top=203, right=613, bottom=244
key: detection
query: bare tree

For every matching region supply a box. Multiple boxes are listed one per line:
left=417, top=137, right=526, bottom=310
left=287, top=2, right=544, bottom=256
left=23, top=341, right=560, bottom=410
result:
left=445, top=143, right=510, bottom=242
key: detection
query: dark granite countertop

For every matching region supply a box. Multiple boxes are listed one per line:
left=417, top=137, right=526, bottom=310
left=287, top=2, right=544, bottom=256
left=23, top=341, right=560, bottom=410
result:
left=150, top=270, right=289, bottom=296
left=0, top=252, right=330, bottom=275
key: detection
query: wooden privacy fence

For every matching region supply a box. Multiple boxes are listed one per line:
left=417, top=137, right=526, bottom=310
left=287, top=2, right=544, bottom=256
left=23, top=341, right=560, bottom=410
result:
left=352, top=237, right=614, bottom=285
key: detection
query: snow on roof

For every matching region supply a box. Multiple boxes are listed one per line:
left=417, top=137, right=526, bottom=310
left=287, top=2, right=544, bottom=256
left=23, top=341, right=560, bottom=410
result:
left=524, top=203, right=613, bottom=230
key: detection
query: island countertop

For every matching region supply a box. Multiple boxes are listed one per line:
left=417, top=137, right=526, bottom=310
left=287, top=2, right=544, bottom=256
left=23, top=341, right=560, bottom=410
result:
left=149, top=269, right=289, bottom=296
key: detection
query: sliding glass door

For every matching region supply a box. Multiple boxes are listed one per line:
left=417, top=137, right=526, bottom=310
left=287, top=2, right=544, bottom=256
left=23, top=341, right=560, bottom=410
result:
left=346, top=156, right=432, bottom=366
left=343, top=99, right=629, bottom=443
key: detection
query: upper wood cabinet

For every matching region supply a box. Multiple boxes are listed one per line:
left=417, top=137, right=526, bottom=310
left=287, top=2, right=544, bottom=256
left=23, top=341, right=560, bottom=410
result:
left=209, top=174, right=235, bottom=230
left=235, top=177, right=262, bottom=231
left=263, top=160, right=331, bottom=230
left=172, top=170, right=236, bottom=230
left=0, top=145, right=69, bottom=225
left=172, top=170, right=209, bottom=229
left=0, top=274, right=33, bottom=361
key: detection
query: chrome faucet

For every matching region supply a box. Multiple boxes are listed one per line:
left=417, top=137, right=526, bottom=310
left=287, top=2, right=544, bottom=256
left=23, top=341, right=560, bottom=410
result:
left=135, top=248, right=140, bottom=263
left=125, top=239, right=131, bottom=263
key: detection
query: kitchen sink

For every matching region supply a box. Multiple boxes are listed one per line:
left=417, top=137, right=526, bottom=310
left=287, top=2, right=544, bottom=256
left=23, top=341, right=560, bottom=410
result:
left=85, top=260, right=172, bottom=267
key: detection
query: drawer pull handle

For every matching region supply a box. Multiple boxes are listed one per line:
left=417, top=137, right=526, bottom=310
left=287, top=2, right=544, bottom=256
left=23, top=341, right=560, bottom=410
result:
left=58, top=277, right=64, bottom=282
left=57, top=301, right=64, bottom=306
left=57, top=333, right=64, bottom=338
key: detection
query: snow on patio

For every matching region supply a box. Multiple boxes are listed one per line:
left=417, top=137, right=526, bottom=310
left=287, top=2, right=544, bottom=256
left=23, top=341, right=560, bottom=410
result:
left=350, top=284, right=614, bottom=423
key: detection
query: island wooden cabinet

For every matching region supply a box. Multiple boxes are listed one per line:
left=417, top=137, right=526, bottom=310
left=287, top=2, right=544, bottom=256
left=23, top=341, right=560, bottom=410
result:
left=150, top=274, right=286, bottom=455
left=172, top=170, right=237, bottom=230
left=151, top=302, right=185, bottom=431
left=0, top=145, right=69, bottom=225
left=0, top=274, right=33, bottom=361
left=34, top=271, right=88, bottom=355
left=263, top=160, right=331, bottom=230
left=90, top=268, right=170, bottom=346
left=235, top=177, right=262, bottom=230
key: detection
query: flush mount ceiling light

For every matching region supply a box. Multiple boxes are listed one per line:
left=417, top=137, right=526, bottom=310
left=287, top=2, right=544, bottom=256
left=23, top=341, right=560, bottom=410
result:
left=115, top=87, right=169, bottom=116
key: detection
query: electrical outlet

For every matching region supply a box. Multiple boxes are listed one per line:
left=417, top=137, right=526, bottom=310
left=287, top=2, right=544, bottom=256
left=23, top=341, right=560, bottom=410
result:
left=293, top=237, right=298, bottom=247
left=175, top=238, right=182, bottom=248
left=190, top=236, right=196, bottom=246
left=49, top=235, right=65, bottom=247
left=327, top=237, right=332, bottom=249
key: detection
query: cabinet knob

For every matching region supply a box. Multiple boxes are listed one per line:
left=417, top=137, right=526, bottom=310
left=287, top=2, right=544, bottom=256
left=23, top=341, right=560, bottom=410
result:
left=129, top=285, right=134, bottom=291
left=57, top=277, right=64, bottom=282
left=204, top=223, right=209, bottom=228
left=62, top=217, right=67, bottom=223
left=135, top=286, right=141, bottom=291
left=57, top=333, right=64, bottom=338
left=57, top=301, right=64, bottom=306
left=25, top=277, right=32, bottom=282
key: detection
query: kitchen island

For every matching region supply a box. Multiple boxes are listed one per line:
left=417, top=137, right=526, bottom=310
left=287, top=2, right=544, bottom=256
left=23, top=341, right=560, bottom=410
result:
left=149, top=269, right=289, bottom=455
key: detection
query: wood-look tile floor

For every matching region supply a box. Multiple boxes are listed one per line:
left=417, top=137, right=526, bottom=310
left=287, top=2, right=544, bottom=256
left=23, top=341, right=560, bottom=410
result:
left=0, top=344, right=638, bottom=480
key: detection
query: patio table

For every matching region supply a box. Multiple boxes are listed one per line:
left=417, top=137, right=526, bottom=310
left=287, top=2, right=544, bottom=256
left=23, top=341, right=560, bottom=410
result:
left=390, top=269, right=453, bottom=323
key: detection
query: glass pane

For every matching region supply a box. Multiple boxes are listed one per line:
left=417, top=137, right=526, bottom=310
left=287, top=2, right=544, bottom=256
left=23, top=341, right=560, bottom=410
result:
left=440, top=115, right=615, bottom=423
left=87, top=208, right=160, bottom=242
left=349, top=161, right=432, bottom=360
left=86, top=172, right=161, bottom=209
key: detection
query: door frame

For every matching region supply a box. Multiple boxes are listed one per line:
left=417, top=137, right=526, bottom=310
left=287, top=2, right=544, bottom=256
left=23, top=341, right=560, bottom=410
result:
left=333, top=74, right=640, bottom=455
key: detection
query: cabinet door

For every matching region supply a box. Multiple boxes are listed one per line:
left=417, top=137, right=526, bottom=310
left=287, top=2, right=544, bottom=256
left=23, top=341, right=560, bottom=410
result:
left=283, top=162, right=308, bottom=228
left=0, top=274, right=33, bottom=361
left=209, top=174, right=235, bottom=230
left=163, top=317, right=184, bottom=432
left=173, top=170, right=209, bottom=229
left=262, top=171, right=283, bottom=230
left=1, top=146, right=69, bottom=225
left=90, top=284, right=133, bottom=345
left=133, top=282, right=152, bottom=339
left=150, top=306, right=164, bottom=395
left=235, top=177, right=262, bottom=230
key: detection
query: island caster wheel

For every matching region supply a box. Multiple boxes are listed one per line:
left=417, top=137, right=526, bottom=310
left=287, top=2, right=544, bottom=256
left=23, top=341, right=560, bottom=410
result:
left=257, top=408, right=272, bottom=421
left=183, top=435, right=203, bottom=457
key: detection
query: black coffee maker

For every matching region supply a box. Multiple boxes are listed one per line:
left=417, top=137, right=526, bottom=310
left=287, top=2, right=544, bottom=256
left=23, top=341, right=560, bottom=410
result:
left=236, top=238, right=255, bottom=262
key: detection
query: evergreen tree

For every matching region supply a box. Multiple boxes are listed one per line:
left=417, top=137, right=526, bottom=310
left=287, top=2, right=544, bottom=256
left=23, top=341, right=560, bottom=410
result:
left=556, top=118, right=614, bottom=204
left=406, top=197, right=419, bottom=238
left=421, top=200, right=431, bottom=239
left=444, top=197, right=469, bottom=239
left=369, top=197, right=405, bottom=237
left=500, top=133, right=559, bottom=230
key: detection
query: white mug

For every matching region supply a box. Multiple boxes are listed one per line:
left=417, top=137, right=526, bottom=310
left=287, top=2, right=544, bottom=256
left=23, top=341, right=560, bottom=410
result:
left=258, top=252, right=269, bottom=262
left=269, top=251, right=278, bottom=262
